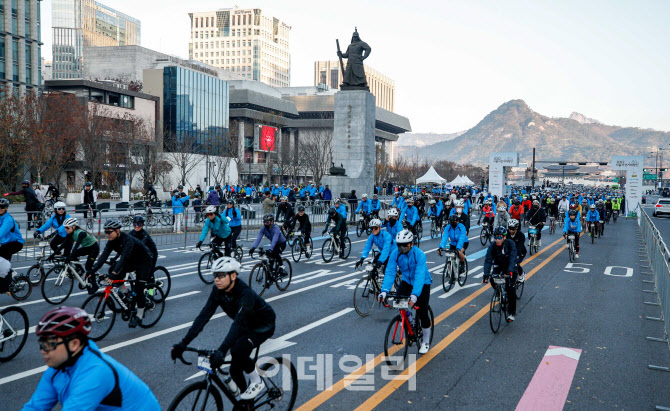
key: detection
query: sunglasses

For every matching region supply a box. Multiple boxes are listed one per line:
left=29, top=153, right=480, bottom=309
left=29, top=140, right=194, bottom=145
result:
left=397, top=243, right=411, bottom=250
left=104, top=230, right=115, bottom=235
left=213, top=271, right=232, bottom=279
left=206, top=213, right=215, bottom=216
left=494, top=236, right=504, bottom=240
left=38, top=338, right=66, bottom=352
left=133, top=223, right=144, bottom=227
left=56, top=208, right=65, bottom=211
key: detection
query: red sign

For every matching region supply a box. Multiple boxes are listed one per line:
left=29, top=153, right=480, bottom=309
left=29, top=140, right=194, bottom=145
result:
left=259, top=126, right=277, bottom=152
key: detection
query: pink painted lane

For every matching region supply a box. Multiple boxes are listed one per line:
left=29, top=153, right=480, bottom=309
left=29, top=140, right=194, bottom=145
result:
left=516, top=345, right=582, bottom=411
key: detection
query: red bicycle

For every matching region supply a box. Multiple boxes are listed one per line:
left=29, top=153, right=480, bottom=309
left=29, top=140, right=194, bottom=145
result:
left=382, top=293, right=434, bottom=369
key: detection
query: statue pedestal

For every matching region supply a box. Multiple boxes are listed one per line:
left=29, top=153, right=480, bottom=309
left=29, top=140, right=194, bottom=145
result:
left=323, top=90, right=375, bottom=198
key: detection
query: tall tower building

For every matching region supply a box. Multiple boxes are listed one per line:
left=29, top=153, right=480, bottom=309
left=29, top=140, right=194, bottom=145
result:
left=52, top=0, right=140, bottom=79
left=0, top=0, right=43, bottom=92
left=188, top=7, right=291, bottom=87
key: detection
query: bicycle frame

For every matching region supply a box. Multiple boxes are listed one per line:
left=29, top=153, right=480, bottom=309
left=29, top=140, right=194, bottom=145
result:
left=0, top=313, right=19, bottom=344
left=53, top=260, right=89, bottom=288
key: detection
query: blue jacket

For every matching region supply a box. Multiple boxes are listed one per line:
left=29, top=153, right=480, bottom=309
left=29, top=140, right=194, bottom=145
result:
left=172, top=195, right=190, bottom=215
left=252, top=224, right=286, bottom=251
left=356, top=199, right=372, bottom=214
left=427, top=205, right=441, bottom=218
left=271, top=187, right=280, bottom=196
left=22, top=341, right=160, bottom=411
left=199, top=214, right=231, bottom=242
left=400, top=205, right=419, bottom=226
left=440, top=223, right=468, bottom=250
left=299, top=188, right=307, bottom=198
left=361, top=230, right=392, bottom=262
left=36, top=213, right=72, bottom=238
left=322, top=188, right=332, bottom=200
left=309, top=186, right=317, bottom=196
left=371, top=199, right=381, bottom=212
left=563, top=215, right=581, bottom=233
left=586, top=210, right=600, bottom=222
left=382, top=247, right=432, bottom=297
left=0, top=212, right=24, bottom=245
left=391, top=196, right=404, bottom=209
left=206, top=191, right=219, bottom=205
left=224, top=207, right=242, bottom=227
left=382, top=219, right=402, bottom=244
left=336, top=203, right=348, bottom=219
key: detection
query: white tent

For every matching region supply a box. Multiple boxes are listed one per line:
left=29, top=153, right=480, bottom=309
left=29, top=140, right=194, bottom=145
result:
left=450, top=175, right=465, bottom=186
left=416, top=166, right=446, bottom=184
left=461, top=175, right=475, bottom=185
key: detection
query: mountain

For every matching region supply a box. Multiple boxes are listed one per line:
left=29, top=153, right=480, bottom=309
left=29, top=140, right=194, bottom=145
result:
left=403, top=99, right=669, bottom=166
left=569, top=112, right=600, bottom=124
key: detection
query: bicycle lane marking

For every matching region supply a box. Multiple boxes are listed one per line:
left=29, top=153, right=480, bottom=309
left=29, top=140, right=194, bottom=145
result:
left=294, top=235, right=565, bottom=411
left=353, top=243, right=567, bottom=411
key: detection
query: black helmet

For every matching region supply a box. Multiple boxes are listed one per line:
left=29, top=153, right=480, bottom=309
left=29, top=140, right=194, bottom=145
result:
left=569, top=210, right=578, bottom=217
left=227, top=199, right=235, bottom=205
left=104, top=219, right=122, bottom=230
left=48, top=182, right=54, bottom=186
left=85, top=182, right=92, bottom=187
left=514, top=199, right=521, bottom=206
left=449, top=214, right=460, bottom=224
left=177, top=184, right=184, bottom=189
left=493, top=226, right=507, bottom=237
left=215, top=184, right=221, bottom=189
left=0, top=198, right=9, bottom=209
left=22, top=180, right=30, bottom=185
left=329, top=207, right=338, bottom=215
left=172, top=189, right=179, bottom=194
left=179, top=192, right=187, bottom=198
left=297, top=205, right=305, bottom=212
left=132, top=216, right=145, bottom=226
left=263, top=213, right=274, bottom=223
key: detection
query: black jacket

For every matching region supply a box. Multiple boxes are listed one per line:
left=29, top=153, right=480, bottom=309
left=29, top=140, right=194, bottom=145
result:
left=325, top=212, right=346, bottom=233
left=291, top=213, right=311, bottom=232
left=182, top=280, right=276, bottom=354
left=527, top=206, right=546, bottom=225
left=484, top=239, right=517, bottom=276
left=129, top=229, right=158, bottom=267
left=508, top=230, right=527, bottom=262
left=91, top=232, right=153, bottom=276
left=276, top=203, right=295, bottom=224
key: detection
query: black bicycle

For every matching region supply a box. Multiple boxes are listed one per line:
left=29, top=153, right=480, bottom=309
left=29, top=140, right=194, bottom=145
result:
left=480, top=221, right=492, bottom=245
left=169, top=346, right=298, bottom=411
left=356, top=213, right=372, bottom=237
left=290, top=231, right=312, bottom=262
left=197, top=243, right=225, bottom=285
left=248, top=248, right=293, bottom=297
left=353, top=252, right=400, bottom=317
left=489, top=272, right=511, bottom=333
left=0, top=304, right=29, bottom=362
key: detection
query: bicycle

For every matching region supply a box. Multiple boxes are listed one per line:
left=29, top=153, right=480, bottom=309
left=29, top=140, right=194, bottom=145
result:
left=84, top=204, right=95, bottom=231
left=41, top=256, right=93, bottom=305
left=612, top=209, right=619, bottom=223
left=120, top=205, right=140, bottom=228
left=588, top=221, right=598, bottom=244
left=440, top=248, right=468, bottom=292
left=429, top=216, right=443, bottom=239
left=353, top=252, right=400, bottom=317
left=479, top=221, right=492, bottom=245
left=321, top=227, right=351, bottom=262
left=26, top=233, right=56, bottom=285
left=81, top=275, right=165, bottom=341
left=197, top=242, right=226, bottom=285
left=290, top=231, right=312, bottom=262
left=489, top=271, right=512, bottom=333
left=279, top=224, right=294, bottom=247
left=548, top=216, right=556, bottom=234
left=0, top=303, right=29, bottom=362
left=598, top=218, right=605, bottom=237
left=5, top=271, right=32, bottom=301
left=248, top=248, right=293, bottom=297
left=527, top=225, right=539, bottom=255
left=401, top=220, right=421, bottom=248
left=382, top=294, right=435, bottom=369
left=565, top=233, right=577, bottom=262
left=106, top=256, right=171, bottom=302
left=169, top=346, right=298, bottom=411
left=558, top=211, right=566, bottom=227
left=158, top=204, right=173, bottom=226
left=356, top=213, right=372, bottom=237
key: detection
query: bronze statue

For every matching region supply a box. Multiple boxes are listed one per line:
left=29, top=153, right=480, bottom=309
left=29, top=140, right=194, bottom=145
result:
left=337, top=28, right=371, bottom=90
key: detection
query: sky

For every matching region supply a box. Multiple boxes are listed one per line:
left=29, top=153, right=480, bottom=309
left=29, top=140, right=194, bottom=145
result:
left=41, top=0, right=670, bottom=133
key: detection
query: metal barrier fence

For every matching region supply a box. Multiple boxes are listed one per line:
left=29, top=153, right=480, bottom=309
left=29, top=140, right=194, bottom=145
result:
left=638, top=207, right=670, bottom=352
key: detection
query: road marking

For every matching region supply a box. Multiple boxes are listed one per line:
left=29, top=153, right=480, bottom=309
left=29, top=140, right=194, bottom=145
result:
left=292, top=270, right=344, bottom=284
left=515, top=346, right=582, bottom=411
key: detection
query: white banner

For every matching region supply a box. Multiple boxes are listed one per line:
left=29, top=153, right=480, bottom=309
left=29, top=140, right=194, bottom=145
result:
left=489, top=152, right=519, bottom=197
left=611, top=155, right=643, bottom=214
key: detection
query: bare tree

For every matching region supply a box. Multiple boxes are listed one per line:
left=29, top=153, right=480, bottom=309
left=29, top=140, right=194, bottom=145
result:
left=78, top=103, right=114, bottom=188
left=0, top=86, right=27, bottom=192
left=375, top=144, right=392, bottom=185
left=164, top=131, right=200, bottom=186
left=302, top=128, right=333, bottom=185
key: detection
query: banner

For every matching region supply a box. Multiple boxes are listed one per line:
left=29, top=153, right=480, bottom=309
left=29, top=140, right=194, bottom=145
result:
left=489, top=152, right=519, bottom=198
left=254, top=125, right=278, bottom=152
left=611, top=155, right=643, bottom=214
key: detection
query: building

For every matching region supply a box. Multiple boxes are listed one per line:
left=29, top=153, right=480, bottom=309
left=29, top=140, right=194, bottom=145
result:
left=41, top=57, right=51, bottom=82
left=52, top=0, right=140, bottom=79
left=188, top=6, right=291, bottom=87
left=314, top=61, right=395, bottom=112
left=0, top=0, right=43, bottom=92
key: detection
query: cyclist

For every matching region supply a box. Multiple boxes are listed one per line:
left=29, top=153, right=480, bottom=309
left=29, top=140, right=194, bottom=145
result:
left=557, top=195, right=570, bottom=219
left=494, top=201, right=510, bottom=229
left=563, top=210, right=581, bottom=259
left=371, top=194, right=382, bottom=219
left=355, top=219, right=392, bottom=270
left=508, top=200, right=524, bottom=224
left=224, top=199, right=243, bottom=251
left=276, top=196, right=295, bottom=228
left=382, top=208, right=402, bottom=244
left=0, top=198, right=23, bottom=293
left=356, top=193, right=372, bottom=224
left=249, top=214, right=287, bottom=268
left=400, top=197, right=420, bottom=238
left=88, top=219, right=154, bottom=328
left=427, top=199, right=444, bottom=231
left=391, top=192, right=404, bottom=210
left=334, top=198, right=348, bottom=221
left=196, top=205, right=232, bottom=256
left=482, top=226, right=518, bottom=322
left=547, top=198, right=558, bottom=219
left=45, top=182, right=60, bottom=201
left=80, top=182, right=98, bottom=220
left=526, top=200, right=546, bottom=247
left=34, top=201, right=71, bottom=253
left=595, top=200, right=606, bottom=235
left=129, top=216, right=158, bottom=275
left=4, top=180, right=40, bottom=230
left=437, top=213, right=469, bottom=276
left=507, top=219, right=527, bottom=282
left=378, top=230, right=433, bottom=354
left=55, top=218, right=100, bottom=284
left=604, top=197, right=613, bottom=222
left=521, top=196, right=532, bottom=223
left=612, top=195, right=621, bottom=217
left=585, top=204, right=600, bottom=238
left=479, top=199, right=496, bottom=227
left=171, top=257, right=276, bottom=400
left=172, top=190, right=190, bottom=234
left=449, top=199, right=470, bottom=235
left=290, top=205, right=312, bottom=250
left=24, top=306, right=160, bottom=410
left=322, top=207, right=347, bottom=258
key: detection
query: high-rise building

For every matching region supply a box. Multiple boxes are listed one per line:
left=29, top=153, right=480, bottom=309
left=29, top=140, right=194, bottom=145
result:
left=52, top=0, right=140, bottom=79
left=188, top=7, right=291, bottom=87
left=0, top=0, right=43, bottom=92
left=314, top=61, right=395, bottom=112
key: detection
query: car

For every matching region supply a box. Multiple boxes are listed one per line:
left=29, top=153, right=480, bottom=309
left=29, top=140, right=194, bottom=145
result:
left=653, top=199, right=670, bottom=217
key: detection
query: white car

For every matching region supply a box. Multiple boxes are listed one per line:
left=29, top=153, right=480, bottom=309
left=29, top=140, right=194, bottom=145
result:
left=653, top=199, right=670, bottom=217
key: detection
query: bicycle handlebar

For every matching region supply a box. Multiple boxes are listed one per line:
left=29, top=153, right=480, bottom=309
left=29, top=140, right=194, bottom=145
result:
left=174, top=347, right=232, bottom=368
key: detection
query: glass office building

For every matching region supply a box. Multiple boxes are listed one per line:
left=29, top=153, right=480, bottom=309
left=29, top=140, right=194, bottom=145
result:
left=162, top=66, right=229, bottom=155
left=0, top=0, right=43, bottom=91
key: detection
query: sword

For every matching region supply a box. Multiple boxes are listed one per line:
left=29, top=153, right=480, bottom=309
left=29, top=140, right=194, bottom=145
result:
left=336, top=39, right=345, bottom=77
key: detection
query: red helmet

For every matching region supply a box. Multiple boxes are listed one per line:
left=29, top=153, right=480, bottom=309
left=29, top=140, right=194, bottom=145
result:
left=36, top=307, right=91, bottom=338
left=569, top=204, right=577, bottom=210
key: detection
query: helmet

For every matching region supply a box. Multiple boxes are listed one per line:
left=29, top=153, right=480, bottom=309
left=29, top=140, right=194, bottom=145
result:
left=508, top=219, right=520, bottom=229
left=103, top=219, right=122, bottom=230
left=172, top=189, right=179, bottom=194
left=373, top=194, right=378, bottom=199
left=335, top=198, right=342, bottom=204
left=194, top=192, right=201, bottom=197
left=211, top=257, right=241, bottom=275
left=0, top=198, right=9, bottom=209
left=328, top=207, right=338, bottom=215
left=132, top=216, right=145, bottom=226
left=22, top=180, right=30, bottom=185
left=395, top=230, right=414, bottom=244
left=362, top=193, right=368, bottom=198
left=514, top=199, right=521, bottom=206
left=455, top=200, right=464, bottom=208
left=85, top=182, right=92, bottom=187
left=177, top=185, right=184, bottom=189
left=205, top=205, right=217, bottom=213
left=569, top=204, right=577, bottom=210
left=533, top=200, right=540, bottom=206
left=227, top=199, right=235, bottom=205
left=48, top=182, right=55, bottom=186
left=209, top=186, right=214, bottom=191
left=429, top=200, right=436, bottom=205
left=590, top=204, right=596, bottom=210
left=550, top=198, right=556, bottom=203
left=263, top=213, right=274, bottom=224
left=493, top=226, right=507, bottom=237
left=32, top=182, right=39, bottom=187
left=36, top=306, right=91, bottom=338
left=582, top=199, right=587, bottom=203
left=369, top=218, right=382, bottom=228
left=297, top=205, right=305, bottom=212
left=387, top=208, right=399, bottom=217
left=449, top=214, right=460, bottom=224
left=413, top=196, right=419, bottom=202
left=280, top=196, right=288, bottom=202
left=54, top=201, right=66, bottom=209
left=394, top=192, right=400, bottom=196
left=215, top=184, right=221, bottom=189
left=569, top=210, right=578, bottom=217
left=62, top=217, right=78, bottom=228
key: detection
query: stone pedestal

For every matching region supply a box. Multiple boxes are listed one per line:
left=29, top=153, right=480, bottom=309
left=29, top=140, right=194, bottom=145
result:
left=323, top=90, right=376, bottom=198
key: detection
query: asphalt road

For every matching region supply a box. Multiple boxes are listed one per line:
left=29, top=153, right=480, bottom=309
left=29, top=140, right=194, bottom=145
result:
left=1, top=212, right=669, bottom=410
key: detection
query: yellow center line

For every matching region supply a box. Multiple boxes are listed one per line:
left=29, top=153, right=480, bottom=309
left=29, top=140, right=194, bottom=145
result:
left=296, top=235, right=565, bottom=411
left=355, top=243, right=568, bottom=411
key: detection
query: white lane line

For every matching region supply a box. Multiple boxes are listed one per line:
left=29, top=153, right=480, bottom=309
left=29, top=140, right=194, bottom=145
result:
left=166, top=291, right=201, bottom=301
left=438, top=283, right=479, bottom=298
left=291, top=269, right=338, bottom=281
left=292, top=271, right=344, bottom=284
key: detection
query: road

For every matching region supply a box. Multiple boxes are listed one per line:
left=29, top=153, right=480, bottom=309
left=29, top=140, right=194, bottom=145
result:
left=1, top=212, right=669, bottom=410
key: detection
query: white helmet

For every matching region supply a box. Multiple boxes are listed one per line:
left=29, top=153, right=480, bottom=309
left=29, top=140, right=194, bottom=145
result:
left=369, top=218, right=382, bottom=228
left=63, top=217, right=78, bottom=227
left=205, top=205, right=217, bottom=213
left=455, top=200, right=465, bottom=208
left=429, top=200, right=436, bottom=205
left=387, top=208, right=399, bottom=217
left=362, top=193, right=368, bottom=198
left=211, top=256, right=241, bottom=275
left=54, top=201, right=66, bottom=209
left=395, top=229, right=414, bottom=244
left=280, top=196, right=288, bottom=202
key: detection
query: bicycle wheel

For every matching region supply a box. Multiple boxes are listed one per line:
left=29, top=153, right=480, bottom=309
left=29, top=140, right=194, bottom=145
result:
left=26, top=264, right=45, bottom=285
left=42, top=266, right=74, bottom=304
left=457, top=259, right=468, bottom=287
left=549, top=222, right=555, bottom=234
left=304, top=241, right=313, bottom=259
left=490, top=288, right=502, bottom=333
left=160, top=215, right=171, bottom=226
left=82, top=292, right=117, bottom=341
left=442, top=261, right=454, bottom=293
left=121, top=216, right=131, bottom=227
left=356, top=220, right=365, bottom=237
left=258, top=356, right=299, bottom=411
left=417, top=222, right=423, bottom=240
left=291, top=240, right=302, bottom=262
left=430, top=222, right=437, bottom=239
left=275, top=259, right=292, bottom=291
left=342, top=237, right=352, bottom=258
left=139, top=286, right=165, bottom=328
left=152, top=266, right=171, bottom=301
left=529, top=238, right=535, bottom=255
left=353, top=277, right=377, bottom=317
left=9, top=276, right=32, bottom=301
left=480, top=229, right=489, bottom=246
left=197, top=253, right=214, bottom=284
left=0, top=306, right=29, bottom=362
left=384, top=315, right=409, bottom=369
left=516, top=278, right=525, bottom=300
left=249, top=263, right=268, bottom=297
left=167, top=380, right=223, bottom=411
left=321, top=239, right=334, bottom=262
left=146, top=215, right=157, bottom=227
left=568, top=243, right=575, bottom=263
left=233, top=246, right=243, bottom=263
left=591, top=227, right=595, bottom=244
